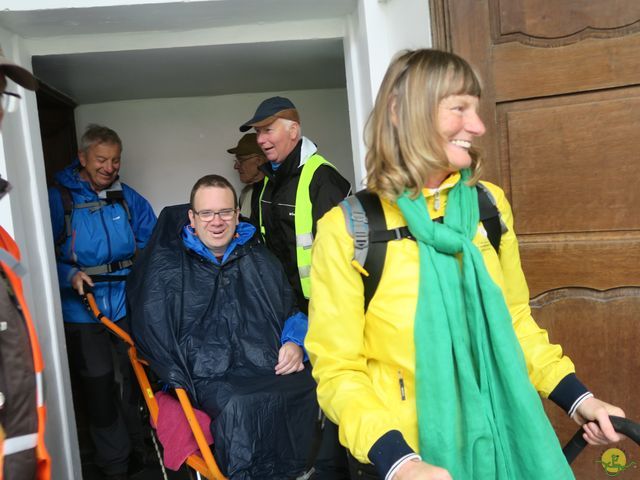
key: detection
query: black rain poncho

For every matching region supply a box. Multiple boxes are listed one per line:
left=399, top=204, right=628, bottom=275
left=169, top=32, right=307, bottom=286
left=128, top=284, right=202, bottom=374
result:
left=127, top=204, right=319, bottom=478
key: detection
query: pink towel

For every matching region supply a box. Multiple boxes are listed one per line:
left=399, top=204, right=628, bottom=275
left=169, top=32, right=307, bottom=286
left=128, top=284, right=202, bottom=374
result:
left=152, top=391, right=214, bottom=470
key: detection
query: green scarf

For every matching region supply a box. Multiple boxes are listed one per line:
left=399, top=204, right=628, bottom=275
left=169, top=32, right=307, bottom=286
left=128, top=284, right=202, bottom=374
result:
left=396, top=169, right=573, bottom=479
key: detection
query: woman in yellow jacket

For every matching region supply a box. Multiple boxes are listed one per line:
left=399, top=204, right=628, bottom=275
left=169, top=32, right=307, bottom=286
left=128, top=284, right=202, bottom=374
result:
left=305, top=49, right=624, bottom=480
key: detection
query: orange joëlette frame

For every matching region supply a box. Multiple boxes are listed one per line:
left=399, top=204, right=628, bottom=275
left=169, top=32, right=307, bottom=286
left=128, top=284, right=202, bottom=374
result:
left=83, top=291, right=227, bottom=480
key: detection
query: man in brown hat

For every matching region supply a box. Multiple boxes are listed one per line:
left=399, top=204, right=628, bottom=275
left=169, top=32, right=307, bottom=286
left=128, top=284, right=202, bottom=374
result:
left=0, top=46, right=51, bottom=480
left=240, top=96, right=351, bottom=315
left=227, top=133, right=267, bottom=222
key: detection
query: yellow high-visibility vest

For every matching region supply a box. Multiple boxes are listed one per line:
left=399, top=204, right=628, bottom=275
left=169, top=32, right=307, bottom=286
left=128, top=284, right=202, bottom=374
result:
left=259, top=154, right=338, bottom=298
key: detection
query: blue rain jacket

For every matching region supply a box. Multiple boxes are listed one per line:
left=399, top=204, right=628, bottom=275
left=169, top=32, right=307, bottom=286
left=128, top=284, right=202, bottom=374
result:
left=48, top=160, right=156, bottom=323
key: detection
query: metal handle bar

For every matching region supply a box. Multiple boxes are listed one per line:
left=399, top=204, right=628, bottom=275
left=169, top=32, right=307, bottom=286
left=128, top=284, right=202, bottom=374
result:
left=563, top=415, right=640, bottom=464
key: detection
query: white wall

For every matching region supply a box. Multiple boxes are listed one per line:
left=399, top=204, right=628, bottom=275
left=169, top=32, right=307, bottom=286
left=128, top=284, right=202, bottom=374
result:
left=368, top=0, right=432, bottom=94
left=0, top=28, right=79, bottom=480
left=0, top=135, right=13, bottom=236
left=75, top=88, right=354, bottom=212
left=343, top=0, right=431, bottom=187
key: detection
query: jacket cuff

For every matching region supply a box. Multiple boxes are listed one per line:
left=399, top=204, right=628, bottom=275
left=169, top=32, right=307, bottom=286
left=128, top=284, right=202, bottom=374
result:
left=280, top=311, right=309, bottom=361
left=66, top=267, right=79, bottom=285
left=548, top=373, right=593, bottom=417
left=368, top=430, right=416, bottom=479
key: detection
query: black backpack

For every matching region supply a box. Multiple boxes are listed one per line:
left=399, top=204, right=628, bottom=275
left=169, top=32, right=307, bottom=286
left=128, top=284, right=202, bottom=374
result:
left=340, top=184, right=506, bottom=311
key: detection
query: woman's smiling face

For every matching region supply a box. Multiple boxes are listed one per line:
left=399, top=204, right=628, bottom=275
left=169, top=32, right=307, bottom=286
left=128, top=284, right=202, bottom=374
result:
left=437, top=94, right=486, bottom=171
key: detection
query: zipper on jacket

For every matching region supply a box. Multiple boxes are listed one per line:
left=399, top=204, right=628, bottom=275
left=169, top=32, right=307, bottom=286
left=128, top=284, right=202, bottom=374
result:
left=398, top=370, right=406, bottom=401
left=433, top=189, right=441, bottom=211
left=98, top=207, right=114, bottom=319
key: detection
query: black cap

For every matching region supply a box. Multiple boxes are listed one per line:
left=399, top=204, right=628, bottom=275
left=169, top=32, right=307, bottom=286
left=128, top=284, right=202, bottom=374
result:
left=239, top=96, right=299, bottom=132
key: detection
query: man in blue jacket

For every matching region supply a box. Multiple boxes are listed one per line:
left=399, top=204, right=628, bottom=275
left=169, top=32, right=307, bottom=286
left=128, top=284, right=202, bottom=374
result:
left=48, top=124, right=156, bottom=479
left=127, top=174, right=336, bottom=478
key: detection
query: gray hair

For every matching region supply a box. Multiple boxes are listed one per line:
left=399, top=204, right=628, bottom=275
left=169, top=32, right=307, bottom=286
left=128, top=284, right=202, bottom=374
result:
left=79, top=124, right=122, bottom=153
left=280, top=118, right=302, bottom=140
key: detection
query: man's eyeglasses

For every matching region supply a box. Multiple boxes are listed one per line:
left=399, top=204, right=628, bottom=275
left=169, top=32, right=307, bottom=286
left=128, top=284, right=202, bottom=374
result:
left=1, top=91, right=21, bottom=113
left=192, top=208, right=237, bottom=222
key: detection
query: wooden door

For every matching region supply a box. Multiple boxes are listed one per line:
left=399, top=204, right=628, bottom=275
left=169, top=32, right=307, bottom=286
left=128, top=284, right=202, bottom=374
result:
left=36, top=82, right=77, bottom=186
left=430, top=1, right=640, bottom=477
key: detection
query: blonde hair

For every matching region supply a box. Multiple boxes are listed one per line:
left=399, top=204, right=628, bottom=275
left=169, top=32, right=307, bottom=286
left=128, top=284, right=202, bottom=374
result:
left=365, top=49, right=484, bottom=200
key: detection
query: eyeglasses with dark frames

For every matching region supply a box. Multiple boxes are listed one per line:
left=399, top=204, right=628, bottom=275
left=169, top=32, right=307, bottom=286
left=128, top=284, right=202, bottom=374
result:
left=192, top=208, right=238, bottom=222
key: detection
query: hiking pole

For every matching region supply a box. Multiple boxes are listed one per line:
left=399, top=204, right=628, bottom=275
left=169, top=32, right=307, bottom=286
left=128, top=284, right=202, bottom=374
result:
left=563, top=415, right=640, bottom=464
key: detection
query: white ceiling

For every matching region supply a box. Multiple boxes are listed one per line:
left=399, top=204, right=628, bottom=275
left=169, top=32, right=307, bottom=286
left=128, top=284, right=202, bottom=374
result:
left=0, top=0, right=356, bottom=104
left=31, top=38, right=347, bottom=104
left=0, top=1, right=358, bottom=37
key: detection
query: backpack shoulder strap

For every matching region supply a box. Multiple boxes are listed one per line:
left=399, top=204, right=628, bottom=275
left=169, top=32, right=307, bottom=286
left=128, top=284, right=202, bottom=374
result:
left=476, top=183, right=506, bottom=254
left=354, top=191, right=388, bottom=312
left=52, top=184, right=74, bottom=248
left=341, top=187, right=502, bottom=311
left=105, top=189, right=132, bottom=223
left=52, top=183, right=136, bottom=270
left=340, top=195, right=369, bottom=271
left=340, top=190, right=412, bottom=311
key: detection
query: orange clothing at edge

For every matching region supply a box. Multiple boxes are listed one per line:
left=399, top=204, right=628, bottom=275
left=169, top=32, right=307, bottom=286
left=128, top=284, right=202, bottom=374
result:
left=0, top=226, right=51, bottom=480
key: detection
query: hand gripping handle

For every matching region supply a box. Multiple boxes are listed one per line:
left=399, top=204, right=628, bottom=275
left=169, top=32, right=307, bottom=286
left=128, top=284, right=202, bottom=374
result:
left=563, top=415, right=640, bottom=464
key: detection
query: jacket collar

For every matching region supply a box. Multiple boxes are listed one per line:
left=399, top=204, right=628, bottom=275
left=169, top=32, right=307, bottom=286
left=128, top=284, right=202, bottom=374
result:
left=299, top=136, right=318, bottom=165
left=422, top=171, right=461, bottom=198
left=181, top=221, right=256, bottom=265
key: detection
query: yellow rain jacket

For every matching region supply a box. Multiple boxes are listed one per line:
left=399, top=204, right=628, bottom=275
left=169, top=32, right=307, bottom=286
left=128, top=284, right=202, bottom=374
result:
left=306, top=172, right=576, bottom=466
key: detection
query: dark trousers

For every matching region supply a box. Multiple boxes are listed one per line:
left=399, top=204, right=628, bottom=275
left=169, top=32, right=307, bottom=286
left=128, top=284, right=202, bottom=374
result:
left=65, top=317, right=144, bottom=475
left=347, top=453, right=380, bottom=479
left=314, top=420, right=350, bottom=479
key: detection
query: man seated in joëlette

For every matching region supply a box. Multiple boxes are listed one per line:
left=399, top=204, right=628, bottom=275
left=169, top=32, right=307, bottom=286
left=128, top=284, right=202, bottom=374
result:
left=127, top=174, right=328, bottom=479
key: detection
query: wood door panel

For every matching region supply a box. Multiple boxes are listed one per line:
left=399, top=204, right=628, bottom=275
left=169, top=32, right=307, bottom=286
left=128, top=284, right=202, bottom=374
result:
left=520, top=236, right=640, bottom=297
left=494, top=0, right=640, bottom=43
left=534, top=289, right=640, bottom=478
left=493, top=33, right=640, bottom=102
left=503, top=93, right=640, bottom=235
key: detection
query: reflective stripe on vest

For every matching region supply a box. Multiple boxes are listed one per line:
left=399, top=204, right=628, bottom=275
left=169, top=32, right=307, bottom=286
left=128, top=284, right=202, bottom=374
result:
left=36, top=371, right=44, bottom=407
left=258, top=179, right=268, bottom=238
left=295, top=154, right=337, bottom=298
left=258, top=154, right=337, bottom=299
left=3, top=433, right=38, bottom=455
left=0, top=249, right=26, bottom=277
